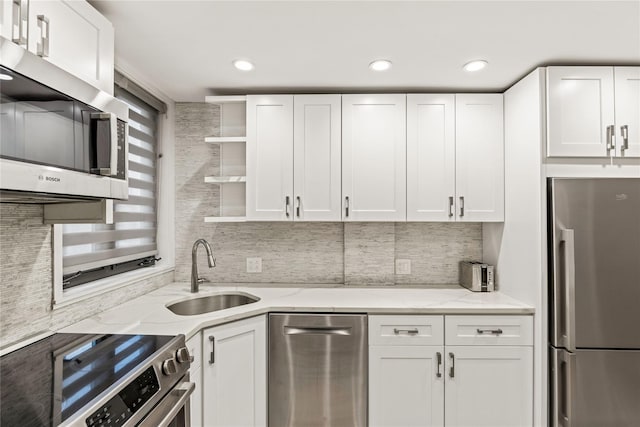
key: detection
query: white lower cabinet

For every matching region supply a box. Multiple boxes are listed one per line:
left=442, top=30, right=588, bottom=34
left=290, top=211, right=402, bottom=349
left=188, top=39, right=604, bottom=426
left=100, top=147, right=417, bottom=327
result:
left=186, top=332, right=203, bottom=427
left=369, top=345, right=445, bottom=427
left=444, top=346, right=533, bottom=427
left=369, top=315, right=533, bottom=427
left=202, top=315, right=267, bottom=427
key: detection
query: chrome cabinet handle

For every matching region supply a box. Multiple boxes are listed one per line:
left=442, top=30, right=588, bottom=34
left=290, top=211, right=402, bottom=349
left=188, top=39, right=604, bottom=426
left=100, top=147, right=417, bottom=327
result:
left=477, top=328, right=503, bottom=335
left=37, top=14, right=50, bottom=57
left=561, top=229, right=576, bottom=351
left=208, top=335, right=215, bottom=364
left=393, top=328, right=419, bottom=335
left=449, top=352, right=455, bottom=378
left=12, top=0, right=28, bottom=46
left=296, top=196, right=301, bottom=218
left=620, top=125, right=629, bottom=152
left=606, top=125, right=615, bottom=153
left=285, top=196, right=290, bottom=218
left=448, top=196, right=454, bottom=218
left=436, top=352, right=442, bottom=378
left=459, top=196, right=465, bottom=217
left=345, top=196, right=350, bottom=218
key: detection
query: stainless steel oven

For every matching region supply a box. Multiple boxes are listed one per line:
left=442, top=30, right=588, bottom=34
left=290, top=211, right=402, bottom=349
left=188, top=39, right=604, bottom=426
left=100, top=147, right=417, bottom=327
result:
left=0, top=333, right=194, bottom=427
left=0, top=38, right=129, bottom=203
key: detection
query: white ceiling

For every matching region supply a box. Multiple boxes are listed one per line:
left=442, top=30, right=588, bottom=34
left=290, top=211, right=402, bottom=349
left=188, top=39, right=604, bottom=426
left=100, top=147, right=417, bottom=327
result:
left=90, top=0, right=640, bottom=102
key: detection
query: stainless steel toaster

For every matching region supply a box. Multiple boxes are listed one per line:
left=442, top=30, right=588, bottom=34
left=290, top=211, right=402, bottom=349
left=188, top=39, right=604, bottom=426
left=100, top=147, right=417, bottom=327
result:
left=459, top=261, right=495, bottom=292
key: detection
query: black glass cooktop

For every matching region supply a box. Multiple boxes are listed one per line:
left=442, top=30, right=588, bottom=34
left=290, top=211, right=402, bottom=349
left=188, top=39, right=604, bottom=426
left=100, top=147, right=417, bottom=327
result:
left=0, top=333, right=174, bottom=427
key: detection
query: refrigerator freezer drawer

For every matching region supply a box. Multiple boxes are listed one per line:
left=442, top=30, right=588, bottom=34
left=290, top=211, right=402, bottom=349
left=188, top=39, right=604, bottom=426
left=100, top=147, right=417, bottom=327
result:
left=550, top=347, right=640, bottom=427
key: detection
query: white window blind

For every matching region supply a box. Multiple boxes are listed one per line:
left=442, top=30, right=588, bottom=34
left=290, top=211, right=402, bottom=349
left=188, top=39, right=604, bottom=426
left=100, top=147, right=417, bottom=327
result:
left=61, top=87, right=159, bottom=287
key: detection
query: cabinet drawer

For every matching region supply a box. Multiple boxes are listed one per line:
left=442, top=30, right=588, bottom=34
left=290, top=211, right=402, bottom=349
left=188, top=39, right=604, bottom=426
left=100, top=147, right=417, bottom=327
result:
left=445, top=315, right=533, bottom=346
left=186, top=332, right=202, bottom=371
left=369, top=315, right=444, bottom=346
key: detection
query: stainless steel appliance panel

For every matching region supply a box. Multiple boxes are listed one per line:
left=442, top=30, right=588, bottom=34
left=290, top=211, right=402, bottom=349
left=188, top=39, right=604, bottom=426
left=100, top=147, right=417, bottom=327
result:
left=269, top=313, right=367, bottom=427
left=549, top=178, right=640, bottom=350
left=550, top=347, right=640, bottom=427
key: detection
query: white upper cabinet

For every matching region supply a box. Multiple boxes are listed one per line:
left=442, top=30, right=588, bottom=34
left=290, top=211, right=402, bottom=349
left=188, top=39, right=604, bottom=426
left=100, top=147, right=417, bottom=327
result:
left=1, top=0, right=114, bottom=94
left=455, top=94, right=504, bottom=222
left=246, top=95, right=294, bottom=221
left=342, top=94, right=407, bottom=221
left=246, top=94, right=341, bottom=221
left=547, top=66, right=617, bottom=157
left=0, top=0, right=17, bottom=42
left=293, top=95, right=342, bottom=221
left=614, top=67, right=640, bottom=158
left=407, top=94, right=456, bottom=221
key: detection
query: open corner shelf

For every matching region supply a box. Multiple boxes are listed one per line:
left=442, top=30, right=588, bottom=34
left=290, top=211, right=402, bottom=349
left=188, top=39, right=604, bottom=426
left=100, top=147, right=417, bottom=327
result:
left=204, top=136, right=246, bottom=144
left=204, top=216, right=247, bottom=223
left=203, top=95, right=248, bottom=222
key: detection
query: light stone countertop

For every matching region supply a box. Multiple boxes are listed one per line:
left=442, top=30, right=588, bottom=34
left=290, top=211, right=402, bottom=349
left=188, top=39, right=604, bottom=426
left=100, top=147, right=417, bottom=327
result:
left=58, top=282, right=535, bottom=340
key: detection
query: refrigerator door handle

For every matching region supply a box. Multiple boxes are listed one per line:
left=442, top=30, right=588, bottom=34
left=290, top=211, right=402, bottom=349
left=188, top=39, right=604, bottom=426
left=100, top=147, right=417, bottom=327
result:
left=561, top=229, right=576, bottom=351
left=557, top=350, right=575, bottom=427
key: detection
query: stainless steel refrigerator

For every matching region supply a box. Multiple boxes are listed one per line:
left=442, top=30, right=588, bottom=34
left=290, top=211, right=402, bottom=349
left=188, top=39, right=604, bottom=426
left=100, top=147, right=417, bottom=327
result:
left=548, top=178, right=640, bottom=427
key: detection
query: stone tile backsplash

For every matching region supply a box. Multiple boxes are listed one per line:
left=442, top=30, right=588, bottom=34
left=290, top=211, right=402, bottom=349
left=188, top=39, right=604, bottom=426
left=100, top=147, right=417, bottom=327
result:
left=0, top=204, right=173, bottom=349
left=175, top=102, right=483, bottom=285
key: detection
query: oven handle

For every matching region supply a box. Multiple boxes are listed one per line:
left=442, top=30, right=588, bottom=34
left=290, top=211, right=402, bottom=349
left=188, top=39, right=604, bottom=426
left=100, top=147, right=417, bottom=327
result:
left=138, top=381, right=195, bottom=427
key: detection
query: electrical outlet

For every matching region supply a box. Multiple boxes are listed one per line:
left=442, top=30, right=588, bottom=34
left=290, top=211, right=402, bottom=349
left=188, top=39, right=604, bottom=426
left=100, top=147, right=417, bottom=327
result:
left=395, top=259, right=411, bottom=275
left=246, top=257, right=262, bottom=273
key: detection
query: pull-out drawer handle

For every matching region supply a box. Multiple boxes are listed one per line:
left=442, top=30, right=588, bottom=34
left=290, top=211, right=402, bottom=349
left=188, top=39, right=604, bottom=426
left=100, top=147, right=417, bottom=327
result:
left=476, top=328, right=503, bottom=335
left=394, top=328, right=419, bottom=335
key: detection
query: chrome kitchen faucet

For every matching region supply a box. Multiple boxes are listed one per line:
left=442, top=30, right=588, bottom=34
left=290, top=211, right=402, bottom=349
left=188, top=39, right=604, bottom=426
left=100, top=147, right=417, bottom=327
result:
left=191, top=239, right=216, bottom=293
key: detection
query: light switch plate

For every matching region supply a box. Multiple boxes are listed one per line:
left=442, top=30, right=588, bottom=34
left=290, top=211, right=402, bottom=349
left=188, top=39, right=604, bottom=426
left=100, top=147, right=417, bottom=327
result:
left=246, top=257, right=262, bottom=273
left=395, top=259, right=411, bottom=275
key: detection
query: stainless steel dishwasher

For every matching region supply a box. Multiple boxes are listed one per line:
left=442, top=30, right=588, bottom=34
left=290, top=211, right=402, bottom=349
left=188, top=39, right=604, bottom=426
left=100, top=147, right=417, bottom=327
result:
left=268, top=313, right=367, bottom=427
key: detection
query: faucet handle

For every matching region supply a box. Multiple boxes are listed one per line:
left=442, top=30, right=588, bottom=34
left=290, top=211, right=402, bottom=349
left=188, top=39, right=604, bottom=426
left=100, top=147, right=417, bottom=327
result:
left=197, top=277, right=210, bottom=284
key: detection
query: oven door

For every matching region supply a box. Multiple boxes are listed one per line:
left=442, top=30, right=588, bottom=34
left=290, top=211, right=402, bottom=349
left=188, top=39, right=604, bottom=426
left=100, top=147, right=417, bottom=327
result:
left=138, top=375, right=195, bottom=427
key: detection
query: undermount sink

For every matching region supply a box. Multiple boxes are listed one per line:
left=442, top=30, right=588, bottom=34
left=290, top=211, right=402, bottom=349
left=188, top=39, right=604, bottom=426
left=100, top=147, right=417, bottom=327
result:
left=167, top=293, right=260, bottom=316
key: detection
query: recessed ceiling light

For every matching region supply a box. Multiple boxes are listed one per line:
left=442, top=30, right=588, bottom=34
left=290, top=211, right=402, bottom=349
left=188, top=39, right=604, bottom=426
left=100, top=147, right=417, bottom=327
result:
left=0, top=73, right=13, bottom=81
left=233, top=59, right=254, bottom=71
left=463, top=60, right=488, bottom=72
left=369, top=59, right=392, bottom=71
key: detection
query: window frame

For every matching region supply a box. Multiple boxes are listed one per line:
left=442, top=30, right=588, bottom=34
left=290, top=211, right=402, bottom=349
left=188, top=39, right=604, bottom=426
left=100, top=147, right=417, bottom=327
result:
left=52, top=71, right=175, bottom=308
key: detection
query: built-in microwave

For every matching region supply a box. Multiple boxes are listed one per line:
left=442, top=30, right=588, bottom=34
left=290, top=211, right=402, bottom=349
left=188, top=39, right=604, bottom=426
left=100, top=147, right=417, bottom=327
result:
left=0, top=38, right=129, bottom=203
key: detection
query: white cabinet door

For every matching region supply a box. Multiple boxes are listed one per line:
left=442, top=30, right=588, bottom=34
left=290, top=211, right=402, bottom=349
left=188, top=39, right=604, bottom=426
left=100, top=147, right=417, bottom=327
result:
left=186, top=333, right=203, bottom=427
left=293, top=94, right=342, bottom=221
left=615, top=66, right=640, bottom=158
left=27, top=0, right=114, bottom=94
left=407, top=94, right=456, bottom=221
left=455, top=94, right=504, bottom=222
left=0, top=0, right=16, bottom=41
left=369, top=345, right=445, bottom=427
left=445, top=346, right=533, bottom=427
left=246, top=95, right=294, bottom=221
left=547, top=66, right=615, bottom=157
left=190, top=365, right=202, bottom=427
left=202, top=315, right=267, bottom=427
left=342, top=94, right=406, bottom=221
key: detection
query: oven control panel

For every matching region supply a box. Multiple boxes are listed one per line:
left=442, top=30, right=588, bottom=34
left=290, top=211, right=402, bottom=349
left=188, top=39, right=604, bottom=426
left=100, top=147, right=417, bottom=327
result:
left=86, top=366, right=159, bottom=426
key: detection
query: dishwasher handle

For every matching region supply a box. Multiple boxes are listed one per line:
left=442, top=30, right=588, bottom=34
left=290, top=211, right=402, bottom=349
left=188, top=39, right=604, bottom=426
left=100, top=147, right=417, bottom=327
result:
left=284, top=326, right=352, bottom=336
